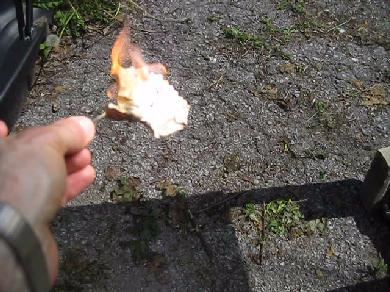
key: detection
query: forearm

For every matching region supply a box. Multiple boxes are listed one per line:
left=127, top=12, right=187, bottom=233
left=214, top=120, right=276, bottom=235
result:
left=0, top=155, right=61, bottom=285
left=0, top=202, right=52, bottom=291
left=0, top=239, right=29, bottom=292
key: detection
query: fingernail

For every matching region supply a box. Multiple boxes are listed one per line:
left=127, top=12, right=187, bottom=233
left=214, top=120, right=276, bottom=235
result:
left=74, top=116, right=95, bottom=140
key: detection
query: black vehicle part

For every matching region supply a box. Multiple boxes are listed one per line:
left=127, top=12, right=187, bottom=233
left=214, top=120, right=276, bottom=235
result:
left=0, top=0, right=51, bottom=129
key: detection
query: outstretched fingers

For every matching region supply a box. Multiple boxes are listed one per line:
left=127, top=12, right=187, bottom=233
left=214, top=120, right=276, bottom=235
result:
left=62, top=165, right=96, bottom=204
left=65, top=148, right=92, bottom=174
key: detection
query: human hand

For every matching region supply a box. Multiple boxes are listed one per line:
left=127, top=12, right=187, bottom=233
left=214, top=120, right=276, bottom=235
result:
left=0, top=120, right=7, bottom=137
left=0, top=116, right=96, bottom=283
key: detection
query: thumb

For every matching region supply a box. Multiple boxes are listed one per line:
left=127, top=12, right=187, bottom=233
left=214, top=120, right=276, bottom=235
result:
left=45, top=116, right=96, bottom=155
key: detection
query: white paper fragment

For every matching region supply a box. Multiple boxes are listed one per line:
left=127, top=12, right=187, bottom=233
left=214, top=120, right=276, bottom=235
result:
left=108, top=66, right=190, bottom=138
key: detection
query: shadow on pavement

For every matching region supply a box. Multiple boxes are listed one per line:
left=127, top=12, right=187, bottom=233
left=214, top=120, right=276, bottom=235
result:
left=328, top=277, right=390, bottom=292
left=52, top=179, right=390, bottom=291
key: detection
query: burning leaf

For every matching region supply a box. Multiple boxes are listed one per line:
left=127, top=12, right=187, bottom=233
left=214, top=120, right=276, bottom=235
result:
left=106, top=27, right=190, bottom=138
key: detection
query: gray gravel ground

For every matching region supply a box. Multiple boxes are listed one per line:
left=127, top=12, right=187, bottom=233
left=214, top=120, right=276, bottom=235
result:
left=18, top=0, right=390, bottom=291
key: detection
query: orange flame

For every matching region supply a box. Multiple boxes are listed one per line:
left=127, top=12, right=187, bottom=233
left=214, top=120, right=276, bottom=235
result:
left=111, top=27, right=146, bottom=76
left=111, top=28, right=169, bottom=79
left=106, top=27, right=190, bottom=138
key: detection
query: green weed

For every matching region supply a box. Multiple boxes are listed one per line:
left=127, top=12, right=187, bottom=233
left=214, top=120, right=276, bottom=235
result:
left=292, top=0, right=306, bottom=14
left=223, top=26, right=295, bottom=59
left=207, top=15, right=222, bottom=23
left=245, top=203, right=262, bottom=223
left=292, top=17, right=330, bottom=39
left=224, top=27, right=266, bottom=49
left=33, top=0, right=62, bottom=9
left=110, top=177, right=142, bottom=203
left=39, top=41, right=52, bottom=58
left=314, top=100, right=327, bottom=115
left=306, top=218, right=328, bottom=235
left=271, top=46, right=293, bottom=60
left=265, top=199, right=304, bottom=235
left=34, top=0, right=121, bottom=37
left=277, top=0, right=307, bottom=15
left=177, top=189, right=188, bottom=199
left=313, top=101, right=337, bottom=129
left=319, top=170, right=327, bottom=180
left=282, top=26, right=298, bottom=42
left=223, top=153, right=242, bottom=172
left=384, top=69, right=390, bottom=81
left=243, top=200, right=328, bottom=239
left=261, top=17, right=277, bottom=34
left=374, top=257, right=388, bottom=279
left=122, top=210, right=161, bottom=264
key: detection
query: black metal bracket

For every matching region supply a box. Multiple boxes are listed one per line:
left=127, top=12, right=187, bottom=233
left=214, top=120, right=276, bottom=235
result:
left=0, top=1, right=51, bottom=128
left=13, top=0, right=33, bottom=39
